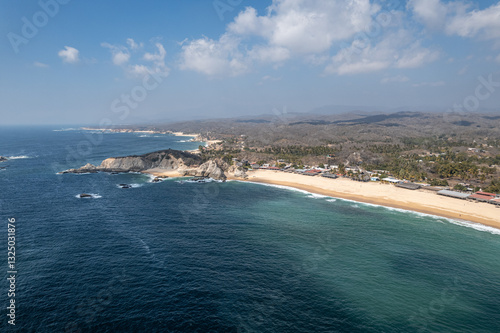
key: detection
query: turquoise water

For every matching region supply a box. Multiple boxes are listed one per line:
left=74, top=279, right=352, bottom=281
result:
left=0, top=127, right=499, bottom=332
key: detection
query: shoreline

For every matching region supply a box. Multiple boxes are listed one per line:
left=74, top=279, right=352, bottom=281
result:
left=79, top=127, right=221, bottom=148
left=234, top=170, right=500, bottom=230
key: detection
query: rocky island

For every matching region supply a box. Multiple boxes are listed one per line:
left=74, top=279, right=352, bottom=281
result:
left=60, top=149, right=247, bottom=181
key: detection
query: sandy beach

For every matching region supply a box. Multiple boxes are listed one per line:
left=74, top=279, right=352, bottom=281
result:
left=169, top=131, right=200, bottom=138
left=237, top=170, right=500, bottom=229
left=142, top=168, right=185, bottom=178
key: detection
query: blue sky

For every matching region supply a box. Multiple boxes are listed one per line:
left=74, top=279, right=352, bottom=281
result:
left=0, top=0, right=499, bottom=125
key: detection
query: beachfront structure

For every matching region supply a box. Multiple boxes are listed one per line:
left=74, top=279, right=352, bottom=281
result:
left=384, top=177, right=401, bottom=184
left=322, top=173, right=338, bottom=179
left=469, top=191, right=497, bottom=202
left=370, top=177, right=380, bottom=181
left=396, top=183, right=421, bottom=190
left=490, top=198, right=500, bottom=206
left=304, top=170, right=322, bottom=176
left=437, top=190, right=471, bottom=200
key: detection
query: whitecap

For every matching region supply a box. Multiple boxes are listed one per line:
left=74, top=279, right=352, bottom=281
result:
left=184, top=178, right=223, bottom=183
left=307, top=193, right=330, bottom=199
left=75, top=193, right=102, bottom=199
left=116, top=183, right=143, bottom=188
left=7, top=155, right=31, bottom=159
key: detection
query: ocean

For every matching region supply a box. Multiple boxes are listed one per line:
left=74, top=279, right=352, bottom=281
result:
left=1, top=126, right=500, bottom=332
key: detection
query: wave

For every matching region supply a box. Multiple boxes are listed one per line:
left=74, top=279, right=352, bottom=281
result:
left=177, top=140, right=189, bottom=142
left=240, top=181, right=500, bottom=236
left=183, top=178, right=224, bottom=183
left=7, top=155, right=32, bottom=160
left=75, top=193, right=102, bottom=199
left=446, top=219, right=500, bottom=236
left=116, top=183, right=143, bottom=188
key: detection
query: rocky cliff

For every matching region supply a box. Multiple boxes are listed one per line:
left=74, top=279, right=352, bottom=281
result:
left=60, top=149, right=247, bottom=180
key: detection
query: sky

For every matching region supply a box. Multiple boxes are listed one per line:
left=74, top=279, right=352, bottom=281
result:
left=0, top=0, right=500, bottom=125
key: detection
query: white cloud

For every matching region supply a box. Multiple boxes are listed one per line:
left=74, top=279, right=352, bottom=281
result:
left=102, top=40, right=170, bottom=78
left=179, top=34, right=249, bottom=76
left=381, top=75, right=409, bottom=84
left=408, top=0, right=448, bottom=29
left=446, top=3, right=500, bottom=40
left=410, top=0, right=500, bottom=40
left=258, top=75, right=282, bottom=85
left=180, top=0, right=380, bottom=76
left=58, top=46, right=80, bottom=64
left=101, top=42, right=130, bottom=66
left=325, top=31, right=439, bottom=75
left=33, top=61, right=49, bottom=68
left=248, top=45, right=290, bottom=63
left=228, top=0, right=379, bottom=54
left=144, top=43, right=166, bottom=63
left=413, top=81, right=445, bottom=87
left=127, top=38, right=142, bottom=50
left=139, top=42, right=170, bottom=77
left=395, top=42, right=440, bottom=68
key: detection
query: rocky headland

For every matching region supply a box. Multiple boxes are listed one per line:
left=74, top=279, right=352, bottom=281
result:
left=60, top=149, right=247, bottom=180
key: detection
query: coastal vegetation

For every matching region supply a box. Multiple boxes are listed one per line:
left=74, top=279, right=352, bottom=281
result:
left=117, top=111, right=500, bottom=192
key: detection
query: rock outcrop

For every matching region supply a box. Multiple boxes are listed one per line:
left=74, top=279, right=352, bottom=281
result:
left=0, top=156, right=7, bottom=162
left=60, top=149, right=247, bottom=180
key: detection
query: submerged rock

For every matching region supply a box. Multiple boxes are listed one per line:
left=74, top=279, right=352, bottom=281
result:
left=0, top=156, right=7, bottom=162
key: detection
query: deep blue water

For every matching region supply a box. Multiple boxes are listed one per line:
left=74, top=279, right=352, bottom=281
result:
left=1, top=127, right=500, bottom=332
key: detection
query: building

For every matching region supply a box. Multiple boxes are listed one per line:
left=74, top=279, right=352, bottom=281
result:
left=304, top=169, right=322, bottom=176
left=383, top=177, right=401, bottom=184
left=370, top=177, right=380, bottom=181
left=396, top=183, right=421, bottom=190
left=438, top=190, right=471, bottom=200
left=469, top=191, right=497, bottom=202
left=322, top=173, right=337, bottom=179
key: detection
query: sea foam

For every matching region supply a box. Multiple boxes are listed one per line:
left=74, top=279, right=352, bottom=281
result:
left=241, top=181, right=500, bottom=236
left=75, top=193, right=102, bottom=199
left=7, top=155, right=32, bottom=159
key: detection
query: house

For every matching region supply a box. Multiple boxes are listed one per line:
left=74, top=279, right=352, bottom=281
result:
left=370, top=177, right=380, bottom=181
